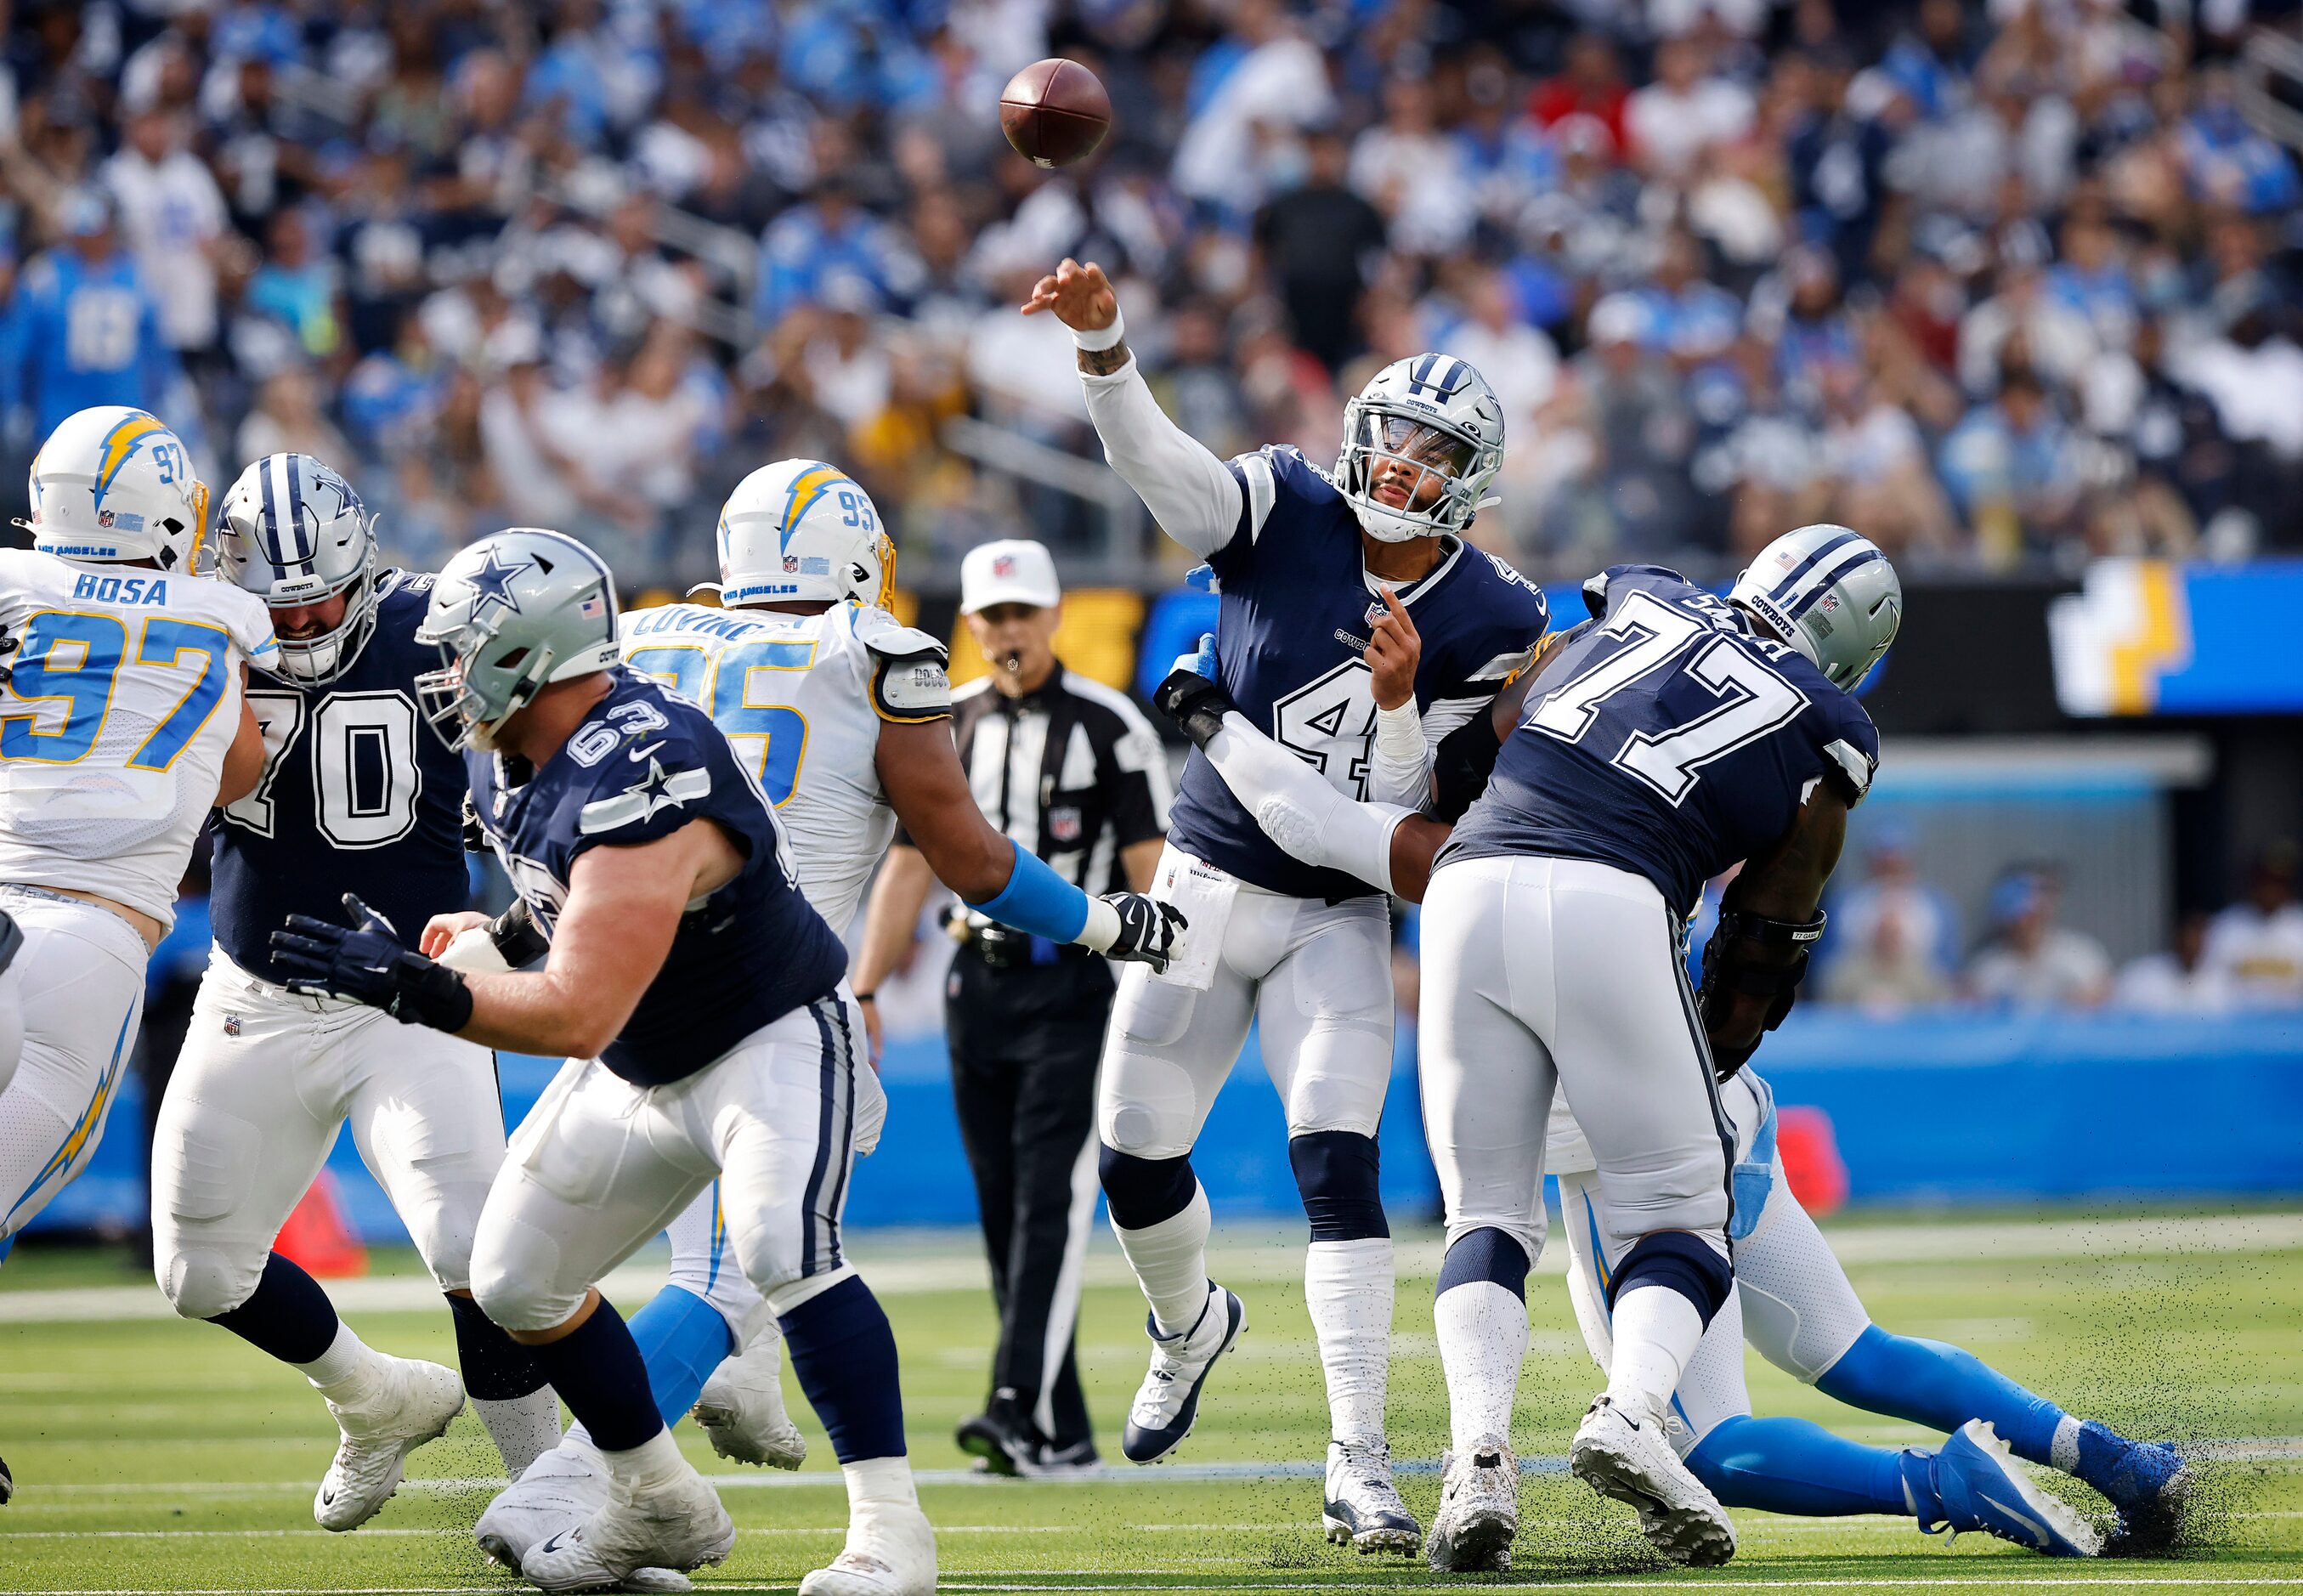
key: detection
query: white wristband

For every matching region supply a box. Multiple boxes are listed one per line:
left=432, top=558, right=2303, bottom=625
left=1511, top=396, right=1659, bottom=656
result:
left=1078, top=895, right=1122, bottom=952
left=1072, top=305, right=1126, bottom=353
left=1373, top=699, right=1423, bottom=763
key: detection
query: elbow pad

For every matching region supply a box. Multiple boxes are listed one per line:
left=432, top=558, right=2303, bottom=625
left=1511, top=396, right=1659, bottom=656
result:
left=1697, top=908, right=1826, bottom=1079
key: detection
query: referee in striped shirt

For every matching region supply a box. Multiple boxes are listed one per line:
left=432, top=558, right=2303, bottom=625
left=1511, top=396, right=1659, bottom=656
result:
left=857, top=540, right=1170, bottom=1476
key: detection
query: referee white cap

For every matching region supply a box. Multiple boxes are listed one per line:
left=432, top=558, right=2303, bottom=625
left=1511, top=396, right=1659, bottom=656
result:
left=960, top=539, right=1061, bottom=614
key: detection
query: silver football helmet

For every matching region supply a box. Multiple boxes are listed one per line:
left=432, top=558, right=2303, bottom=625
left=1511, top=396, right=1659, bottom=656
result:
left=216, top=454, right=381, bottom=682
left=1336, top=354, right=1506, bottom=542
left=414, top=528, right=620, bottom=751
left=1729, top=524, right=1903, bottom=691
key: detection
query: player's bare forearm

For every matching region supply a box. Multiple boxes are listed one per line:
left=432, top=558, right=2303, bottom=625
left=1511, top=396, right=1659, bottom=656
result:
left=855, top=845, right=936, bottom=997
left=216, top=693, right=265, bottom=807
left=1386, top=817, right=1450, bottom=902
left=1122, top=836, right=1163, bottom=892
left=1706, top=788, right=1848, bottom=1059
left=1078, top=342, right=1131, bottom=376
left=878, top=718, right=1014, bottom=902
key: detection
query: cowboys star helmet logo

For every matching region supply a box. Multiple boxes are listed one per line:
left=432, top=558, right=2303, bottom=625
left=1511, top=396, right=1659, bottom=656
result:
left=462, top=547, right=529, bottom=620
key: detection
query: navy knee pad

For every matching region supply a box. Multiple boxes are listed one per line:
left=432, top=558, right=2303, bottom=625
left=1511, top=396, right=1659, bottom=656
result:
left=1099, top=1144, right=1198, bottom=1231
left=1435, top=1226, right=1531, bottom=1302
left=1609, top=1230, right=1734, bottom=1326
left=1287, top=1130, right=1388, bottom=1242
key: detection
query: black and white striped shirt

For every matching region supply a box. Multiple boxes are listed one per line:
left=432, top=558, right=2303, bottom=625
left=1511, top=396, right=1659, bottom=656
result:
left=904, top=667, right=1171, bottom=895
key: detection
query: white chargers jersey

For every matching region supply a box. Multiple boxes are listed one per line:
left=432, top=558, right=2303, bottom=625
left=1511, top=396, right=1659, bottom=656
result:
left=619, top=599, right=950, bottom=937
left=0, top=550, right=279, bottom=928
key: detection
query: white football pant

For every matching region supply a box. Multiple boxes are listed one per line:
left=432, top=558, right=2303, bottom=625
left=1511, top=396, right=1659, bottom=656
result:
left=1419, top=854, right=1734, bottom=1274
left=471, top=991, right=876, bottom=1333
left=1098, top=844, right=1393, bottom=1159
left=0, top=889, right=147, bottom=1241
left=151, top=950, right=507, bottom=1317
left=1559, top=1069, right=1873, bottom=1452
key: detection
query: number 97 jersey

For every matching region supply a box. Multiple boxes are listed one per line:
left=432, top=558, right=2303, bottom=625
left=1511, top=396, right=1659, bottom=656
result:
left=1443, top=564, right=1879, bottom=920
left=210, top=573, right=471, bottom=981
left=0, top=547, right=280, bottom=931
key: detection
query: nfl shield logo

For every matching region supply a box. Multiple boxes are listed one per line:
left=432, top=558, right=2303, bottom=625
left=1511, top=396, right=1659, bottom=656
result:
left=993, top=554, right=1017, bottom=577
left=223, top=1015, right=240, bottom=1037
left=784, top=556, right=800, bottom=572
left=1049, top=806, right=1082, bottom=843
left=97, top=509, right=115, bottom=528
left=1819, top=593, right=1841, bottom=614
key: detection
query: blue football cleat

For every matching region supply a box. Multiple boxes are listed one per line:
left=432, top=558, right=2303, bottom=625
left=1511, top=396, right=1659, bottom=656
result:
left=1917, top=1420, right=2102, bottom=1557
left=1120, top=1282, right=1246, bottom=1464
left=2074, top=1422, right=2193, bottom=1549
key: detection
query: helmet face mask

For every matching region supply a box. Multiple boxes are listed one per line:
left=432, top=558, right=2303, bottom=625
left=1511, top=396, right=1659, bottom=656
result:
left=413, top=529, right=620, bottom=752
left=23, top=406, right=211, bottom=572
left=710, top=460, right=896, bottom=609
left=1337, top=358, right=1505, bottom=544
left=216, top=454, right=382, bottom=683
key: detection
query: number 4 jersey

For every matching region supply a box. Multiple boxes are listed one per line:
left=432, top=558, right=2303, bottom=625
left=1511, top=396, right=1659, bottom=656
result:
left=211, top=571, right=469, bottom=980
left=1442, top=563, right=1879, bottom=920
left=0, top=547, right=279, bottom=930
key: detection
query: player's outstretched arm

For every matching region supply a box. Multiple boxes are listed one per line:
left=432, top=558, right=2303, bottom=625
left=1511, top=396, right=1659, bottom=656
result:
left=1700, top=787, right=1847, bottom=1079
left=875, top=716, right=1184, bottom=971
left=216, top=668, right=265, bottom=807
left=1021, top=258, right=1244, bottom=557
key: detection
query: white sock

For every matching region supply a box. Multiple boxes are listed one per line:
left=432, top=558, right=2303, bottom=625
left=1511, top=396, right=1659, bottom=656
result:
left=1305, top=1237, right=1392, bottom=1448
left=474, top=1388, right=563, bottom=1480
left=1112, top=1183, right=1213, bottom=1338
left=2051, top=1415, right=2084, bottom=1474
left=1602, top=1285, right=1706, bottom=1420
left=599, top=1428, right=689, bottom=1494
left=295, top=1322, right=383, bottom=1403
left=842, top=1454, right=920, bottom=1515
left=1205, top=711, right=1406, bottom=892
left=1434, top=1281, right=1528, bottom=1456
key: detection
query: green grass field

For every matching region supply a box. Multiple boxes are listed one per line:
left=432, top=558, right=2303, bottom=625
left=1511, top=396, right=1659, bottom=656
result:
left=3, top=1210, right=2301, bottom=1593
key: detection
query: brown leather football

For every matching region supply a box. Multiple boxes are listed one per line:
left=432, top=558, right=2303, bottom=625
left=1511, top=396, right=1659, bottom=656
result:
left=999, top=58, right=1112, bottom=169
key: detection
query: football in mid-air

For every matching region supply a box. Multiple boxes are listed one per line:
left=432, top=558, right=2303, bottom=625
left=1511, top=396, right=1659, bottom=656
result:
left=1000, top=58, right=1112, bottom=169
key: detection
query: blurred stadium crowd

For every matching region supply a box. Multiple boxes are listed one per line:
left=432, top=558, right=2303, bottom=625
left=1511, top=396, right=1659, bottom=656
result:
left=4, top=0, right=2303, bottom=594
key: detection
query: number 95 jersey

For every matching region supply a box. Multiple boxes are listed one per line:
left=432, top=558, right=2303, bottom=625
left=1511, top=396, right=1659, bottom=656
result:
left=0, top=547, right=280, bottom=930
left=210, top=572, right=471, bottom=982
left=618, top=599, right=949, bottom=937
left=1443, top=564, right=1879, bottom=920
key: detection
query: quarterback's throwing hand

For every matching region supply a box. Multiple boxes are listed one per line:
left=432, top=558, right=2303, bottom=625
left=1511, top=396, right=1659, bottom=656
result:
left=1020, top=258, right=1118, bottom=333
left=272, top=893, right=476, bottom=1033
left=1099, top=891, right=1186, bottom=972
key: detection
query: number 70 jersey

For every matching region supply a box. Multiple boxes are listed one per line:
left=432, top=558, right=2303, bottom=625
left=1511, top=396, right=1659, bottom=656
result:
left=1443, top=564, right=1879, bottom=920
left=0, top=547, right=280, bottom=931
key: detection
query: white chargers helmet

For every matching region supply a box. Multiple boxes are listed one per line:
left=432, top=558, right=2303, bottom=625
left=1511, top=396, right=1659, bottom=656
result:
left=414, top=528, right=620, bottom=751
left=215, top=454, right=381, bottom=682
left=1730, top=524, right=1904, bottom=691
left=22, top=405, right=210, bottom=571
left=705, top=459, right=896, bottom=609
left=1337, top=354, right=1506, bottom=543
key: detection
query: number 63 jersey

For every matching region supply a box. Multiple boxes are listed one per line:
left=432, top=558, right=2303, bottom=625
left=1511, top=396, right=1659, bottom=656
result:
left=211, top=572, right=471, bottom=982
left=1442, top=564, right=1879, bottom=920
left=0, top=547, right=279, bottom=931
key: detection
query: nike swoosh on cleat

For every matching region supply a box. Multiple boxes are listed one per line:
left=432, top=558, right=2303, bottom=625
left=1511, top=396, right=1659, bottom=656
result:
left=1979, top=1491, right=2051, bottom=1546
left=536, top=1530, right=574, bottom=1557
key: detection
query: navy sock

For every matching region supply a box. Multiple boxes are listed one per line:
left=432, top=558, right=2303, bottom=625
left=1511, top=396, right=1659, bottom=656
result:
left=1435, top=1227, right=1531, bottom=1301
left=1816, top=1325, right=2064, bottom=1467
left=782, top=1276, right=907, bottom=1463
left=627, top=1285, right=737, bottom=1427
left=209, top=1253, right=340, bottom=1365
left=521, top=1299, right=664, bottom=1452
left=1685, top=1414, right=1913, bottom=1518
left=445, top=1293, right=549, bottom=1401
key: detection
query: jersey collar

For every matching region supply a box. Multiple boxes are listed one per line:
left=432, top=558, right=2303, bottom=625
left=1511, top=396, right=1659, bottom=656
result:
left=1362, top=535, right=1462, bottom=606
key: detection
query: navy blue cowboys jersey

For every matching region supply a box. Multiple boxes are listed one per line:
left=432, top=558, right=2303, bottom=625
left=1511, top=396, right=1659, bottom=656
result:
left=466, top=666, right=846, bottom=1086
left=1442, top=564, right=1879, bottom=919
left=212, top=573, right=470, bottom=982
left=1174, top=444, right=1550, bottom=901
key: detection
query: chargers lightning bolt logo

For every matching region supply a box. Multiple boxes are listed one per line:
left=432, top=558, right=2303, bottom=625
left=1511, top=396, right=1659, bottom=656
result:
left=93, top=411, right=167, bottom=511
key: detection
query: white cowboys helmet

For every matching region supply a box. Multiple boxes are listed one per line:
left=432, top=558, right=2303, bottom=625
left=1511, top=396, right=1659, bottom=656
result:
left=216, top=454, right=381, bottom=682
left=414, top=528, right=620, bottom=751
left=1336, top=354, right=1506, bottom=543
left=703, top=459, right=896, bottom=609
left=1730, top=524, right=1904, bottom=691
left=21, top=405, right=210, bottom=571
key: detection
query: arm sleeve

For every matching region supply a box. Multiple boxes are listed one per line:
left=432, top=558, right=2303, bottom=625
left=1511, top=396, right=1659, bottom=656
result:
left=1365, top=702, right=1431, bottom=810
left=1079, top=354, right=1245, bottom=559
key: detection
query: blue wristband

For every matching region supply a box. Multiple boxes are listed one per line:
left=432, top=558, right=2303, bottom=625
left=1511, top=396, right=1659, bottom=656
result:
left=967, top=844, right=1090, bottom=944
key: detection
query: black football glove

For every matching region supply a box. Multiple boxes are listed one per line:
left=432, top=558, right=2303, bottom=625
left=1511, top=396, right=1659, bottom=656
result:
left=461, top=794, right=490, bottom=853
left=1098, top=891, right=1186, bottom=972
left=271, top=894, right=475, bottom=1032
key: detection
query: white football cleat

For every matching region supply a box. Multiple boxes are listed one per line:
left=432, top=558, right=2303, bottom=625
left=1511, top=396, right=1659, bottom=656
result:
left=1118, top=1282, right=1247, bottom=1463
left=693, top=1333, right=806, bottom=1469
left=476, top=1440, right=693, bottom=1593
left=313, top=1356, right=465, bottom=1531
left=798, top=1503, right=937, bottom=1596
left=1570, top=1395, right=1736, bottom=1567
left=519, top=1469, right=734, bottom=1593
left=1321, top=1440, right=1420, bottom=1554
left=1427, top=1438, right=1518, bottom=1572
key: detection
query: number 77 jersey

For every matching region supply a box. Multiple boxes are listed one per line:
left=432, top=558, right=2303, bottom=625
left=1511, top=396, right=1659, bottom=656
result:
left=0, top=547, right=280, bottom=932
left=1442, top=564, right=1879, bottom=921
